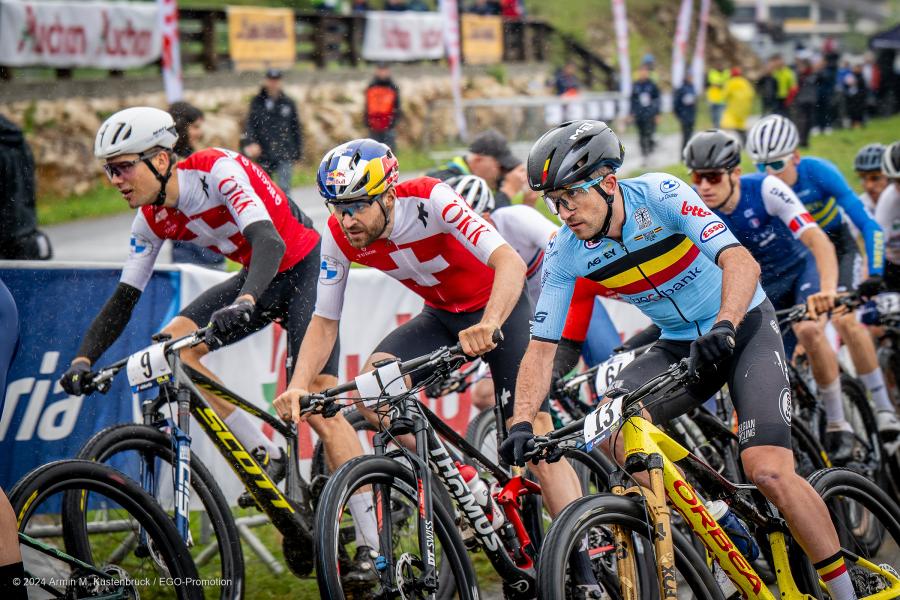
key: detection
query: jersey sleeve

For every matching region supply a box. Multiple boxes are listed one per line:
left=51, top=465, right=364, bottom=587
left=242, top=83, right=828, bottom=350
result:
left=209, top=156, right=273, bottom=232
left=531, top=235, right=578, bottom=342
left=120, top=212, right=164, bottom=292
left=816, top=158, right=885, bottom=275
left=654, top=175, right=741, bottom=264
left=515, top=205, right=559, bottom=246
left=760, top=174, right=816, bottom=238
left=432, top=182, right=507, bottom=264
left=313, top=225, right=352, bottom=321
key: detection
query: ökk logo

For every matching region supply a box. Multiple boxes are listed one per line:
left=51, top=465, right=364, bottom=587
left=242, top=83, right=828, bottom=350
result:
left=700, top=221, right=726, bottom=243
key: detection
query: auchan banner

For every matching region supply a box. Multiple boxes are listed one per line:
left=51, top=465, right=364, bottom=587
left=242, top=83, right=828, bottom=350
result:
left=0, top=0, right=161, bottom=68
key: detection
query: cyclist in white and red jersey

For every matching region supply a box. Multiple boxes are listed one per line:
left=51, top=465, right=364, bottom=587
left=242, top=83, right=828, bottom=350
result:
left=58, top=107, right=364, bottom=504
left=273, top=139, right=585, bottom=585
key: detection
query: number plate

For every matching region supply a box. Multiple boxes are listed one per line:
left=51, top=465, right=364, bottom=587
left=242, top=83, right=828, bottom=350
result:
left=583, top=396, right=624, bottom=451
left=355, top=361, right=409, bottom=407
left=594, top=350, right=635, bottom=396
left=126, top=343, right=172, bottom=392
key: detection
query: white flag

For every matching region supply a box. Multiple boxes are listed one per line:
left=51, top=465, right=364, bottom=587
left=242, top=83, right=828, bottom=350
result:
left=611, top=0, right=630, bottom=117
left=690, top=0, right=711, bottom=92
left=439, top=0, right=466, bottom=140
left=671, top=0, right=693, bottom=89
left=158, top=0, right=183, bottom=103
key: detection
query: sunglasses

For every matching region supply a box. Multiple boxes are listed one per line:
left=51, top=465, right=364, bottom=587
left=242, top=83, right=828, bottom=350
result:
left=543, top=175, right=608, bottom=215
left=859, top=173, right=887, bottom=183
left=690, top=170, right=728, bottom=185
left=103, top=149, right=164, bottom=180
left=326, top=196, right=380, bottom=218
left=755, top=156, right=792, bottom=174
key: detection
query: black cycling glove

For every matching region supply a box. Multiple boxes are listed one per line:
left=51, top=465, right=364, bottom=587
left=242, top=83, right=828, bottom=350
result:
left=688, top=320, right=736, bottom=377
left=857, top=276, right=885, bottom=300
left=206, top=298, right=254, bottom=348
left=60, top=361, right=92, bottom=396
left=499, top=422, right=536, bottom=467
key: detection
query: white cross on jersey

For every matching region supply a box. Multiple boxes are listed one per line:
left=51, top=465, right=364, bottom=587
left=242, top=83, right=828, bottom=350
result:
left=185, top=219, right=240, bottom=254
left=384, top=247, right=449, bottom=287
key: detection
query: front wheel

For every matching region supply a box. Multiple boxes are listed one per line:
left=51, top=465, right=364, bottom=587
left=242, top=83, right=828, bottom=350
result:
left=537, top=493, right=724, bottom=600
left=315, top=455, right=478, bottom=600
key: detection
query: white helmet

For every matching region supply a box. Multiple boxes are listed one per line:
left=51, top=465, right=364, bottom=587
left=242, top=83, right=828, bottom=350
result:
left=883, top=142, right=900, bottom=179
left=746, top=114, right=799, bottom=163
left=447, top=175, right=495, bottom=214
left=95, top=107, right=177, bottom=160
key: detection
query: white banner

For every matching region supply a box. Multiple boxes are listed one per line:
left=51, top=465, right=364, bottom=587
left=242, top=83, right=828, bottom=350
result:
left=361, top=10, right=445, bottom=62
left=611, top=0, right=631, bottom=116
left=0, top=0, right=161, bottom=68
left=690, top=0, right=711, bottom=93
left=157, top=0, right=183, bottom=103
left=440, top=0, right=467, bottom=140
left=671, top=0, right=693, bottom=89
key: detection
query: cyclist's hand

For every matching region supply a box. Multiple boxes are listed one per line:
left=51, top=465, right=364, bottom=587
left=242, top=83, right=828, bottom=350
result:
left=206, top=297, right=255, bottom=347
left=458, top=321, right=499, bottom=357
left=806, top=289, right=837, bottom=320
left=687, top=320, right=736, bottom=377
left=858, top=276, right=885, bottom=300
left=274, top=387, right=309, bottom=424
left=60, top=360, right=92, bottom=396
left=499, top=422, right=536, bottom=467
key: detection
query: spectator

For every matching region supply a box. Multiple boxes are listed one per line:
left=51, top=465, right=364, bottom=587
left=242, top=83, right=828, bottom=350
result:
left=630, top=64, right=661, bottom=164
left=384, top=0, right=409, bottom=10
left=0, top=115, right=51, bottom=260
left=757, top=57, right=779, bottom=115
left=407, top=0, right=430, bottom=9
left=500, top=0, right=524, bottom=17
left=722, top=66, right=755, bottom=144
left=426, top=129, right=534, bottom=208
left=673, top=71, right=697, bottom=151
left=168, top=102, right=225, bottom=269
left=365, top=63, right=403, bottom=150
left=844, top=64, right=869, bottom=128
left=350, top=0, right=369, bottom=12
left=468, top=0, right=500, bottom=15
left=242, top=68, right=303, bottom=193
left=814, top=56, right=837, bottom=134
left=772, top=54, right=797, bottom=116
left=706, top=67, right=727, bottom=128
left=554, top=62, right=580, bottom=96
left=792, top=58, right=818, bottom=147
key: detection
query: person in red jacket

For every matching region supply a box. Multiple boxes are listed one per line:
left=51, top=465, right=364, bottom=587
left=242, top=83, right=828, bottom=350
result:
left=364, top=63, right=402, bottom=150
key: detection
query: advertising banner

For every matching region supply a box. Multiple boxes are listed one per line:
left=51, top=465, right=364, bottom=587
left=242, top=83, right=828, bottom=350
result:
left=610, top=0, right=631, bottom=116
left=0, top=0, right=161, bottom=68
left=670, top=0, right=694, bottom=89
left=460, top=14, right=503, bottom=65
left=158, top=0, right=183, bottom=102
left=362, top=10, right=445, bottom=62
left=227, top=5, right=296, bottom=71
left=690, top=0, right=712, bottom=93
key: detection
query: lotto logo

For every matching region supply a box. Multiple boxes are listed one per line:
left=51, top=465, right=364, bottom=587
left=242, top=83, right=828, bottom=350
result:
left=681, top=202, right=711, bottom=218
left=700, top=221, right=726, bottom=242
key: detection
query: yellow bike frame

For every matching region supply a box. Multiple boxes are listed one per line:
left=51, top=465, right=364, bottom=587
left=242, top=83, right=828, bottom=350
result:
left=609, top=413, right=900, bottom=599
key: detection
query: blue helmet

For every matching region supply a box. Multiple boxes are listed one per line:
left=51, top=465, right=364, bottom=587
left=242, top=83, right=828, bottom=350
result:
left=855, top=143, right=885, bottom=173
left=317, top=139, right=399, bottom=201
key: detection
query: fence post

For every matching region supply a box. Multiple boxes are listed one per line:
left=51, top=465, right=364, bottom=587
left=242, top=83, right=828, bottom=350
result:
left=201, top=11, right=218, bottom=71
left=311, top=15, right=326, bottom=69
left=0, top=67, right=11, bottom=81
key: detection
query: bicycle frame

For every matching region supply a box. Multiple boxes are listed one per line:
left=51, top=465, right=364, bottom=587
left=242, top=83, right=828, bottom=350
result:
left=18, top=533, right=132, bottom=598
left=613, top=413, right=900, bottom=599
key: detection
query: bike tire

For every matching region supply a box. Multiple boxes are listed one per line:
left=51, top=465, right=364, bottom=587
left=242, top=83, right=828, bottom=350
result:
left=537, top=493, right=724, bottom=600
left=10, top=459, right=204, bottom=600
left=74, top=423, right=244, bottom=600
left=464, top=407, right=498, bottom=464
left=315, top=455, right=478, bottom=600
left=791, top=418, right=829, bottom=477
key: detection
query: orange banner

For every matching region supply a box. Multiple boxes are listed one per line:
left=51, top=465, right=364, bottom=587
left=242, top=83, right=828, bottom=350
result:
left=461, top=14, right=503, bottom=65
left=227, top=6, right=295, bottom=71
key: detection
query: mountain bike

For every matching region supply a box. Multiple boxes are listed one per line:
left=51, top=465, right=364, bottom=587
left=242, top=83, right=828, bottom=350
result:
left=9, top=459, right=203, bottom=600
left=530, top=360, right=900, bottom=599
left=71, top=327, right=322, bottom=600
left=306, top=334, right=614, bottom=599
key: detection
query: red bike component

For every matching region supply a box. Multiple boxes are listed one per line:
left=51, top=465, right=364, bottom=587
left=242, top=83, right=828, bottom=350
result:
left=495, top=475, right=542, bottom=569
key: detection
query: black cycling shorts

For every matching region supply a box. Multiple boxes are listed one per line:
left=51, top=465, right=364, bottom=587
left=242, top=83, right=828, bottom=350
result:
left=179, top=240, right=339, bottom=379
left=827, top=224, right=863, bottom=292
left=373, top=291, right=540, bottom=419
left=607, top=299, right=792, bottom=451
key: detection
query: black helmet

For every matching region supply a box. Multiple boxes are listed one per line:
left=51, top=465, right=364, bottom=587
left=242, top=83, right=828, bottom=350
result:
left=855, top=143, right=885, bottom=173
left=683, top=130, right=741, bottom=171
left=526, top=120, right=624, bottom=191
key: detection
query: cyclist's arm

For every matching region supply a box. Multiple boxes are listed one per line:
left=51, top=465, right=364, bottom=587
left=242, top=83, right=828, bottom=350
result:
left=822, top=159, right=885, bottom=276
left=287, top=315, right=339, bottom=392
left=715, top=246, right=761, bottom=326
left=482, top=244, right=526, bottom=329
left=211, top=158, right=287, bottom=301
left=761, top=174, right=838, bottom=292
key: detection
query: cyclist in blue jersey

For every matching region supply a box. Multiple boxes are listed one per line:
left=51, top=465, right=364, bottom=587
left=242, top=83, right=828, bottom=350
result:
left=747, top=115, right=899, bottom=436
left=0, top=278, right=24, bottom=599
left=500, top=120, right=859, bottom=600
left=684, top=129, right=882, bottom=462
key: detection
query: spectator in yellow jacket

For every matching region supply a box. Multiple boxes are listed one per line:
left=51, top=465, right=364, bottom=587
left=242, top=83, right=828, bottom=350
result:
left=707, top=67, right=727, bottom=128
left=722, top=67, right=755, bottom=143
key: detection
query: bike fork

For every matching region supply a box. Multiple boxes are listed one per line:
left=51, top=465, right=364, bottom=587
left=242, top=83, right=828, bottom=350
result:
left=173, top=386, right=193, bottom=540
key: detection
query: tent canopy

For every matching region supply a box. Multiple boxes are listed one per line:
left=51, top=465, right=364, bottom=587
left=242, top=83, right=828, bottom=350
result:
left=871, top=24, right=900, bottom=51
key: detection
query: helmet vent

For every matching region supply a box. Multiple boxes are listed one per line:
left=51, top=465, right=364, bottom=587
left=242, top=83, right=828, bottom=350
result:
left=110, top=123, right=131, bottom=145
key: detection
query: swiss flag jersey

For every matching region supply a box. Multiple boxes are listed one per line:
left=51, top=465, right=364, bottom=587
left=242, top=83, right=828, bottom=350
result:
left=314, top=177, right=507, bottom=319
left=121, top=148, right=319, bottom=291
